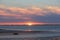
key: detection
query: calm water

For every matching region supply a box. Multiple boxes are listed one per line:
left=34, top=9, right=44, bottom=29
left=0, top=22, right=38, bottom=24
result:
left=0, top=26, right=60, bottom=40
left=0, top=26, right=60, bottom=31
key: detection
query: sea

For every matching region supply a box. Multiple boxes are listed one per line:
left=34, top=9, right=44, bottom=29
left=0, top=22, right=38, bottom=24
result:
left=0, top=25, right=60, bottom=40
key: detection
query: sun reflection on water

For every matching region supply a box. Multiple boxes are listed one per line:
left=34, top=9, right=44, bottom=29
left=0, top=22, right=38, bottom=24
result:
left=24, top=29, right=32, bottom=32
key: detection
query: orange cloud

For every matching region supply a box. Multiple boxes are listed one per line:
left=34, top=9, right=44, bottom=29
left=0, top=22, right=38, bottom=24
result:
left=0, top=7, right=32, bottom=20
left=0, top=10, right=20, bottom=17
left=47, top=6, right=60, bottom=14
left=8, top=6, right=47, bottom=16
left=0, top=6, right=60, bottom=19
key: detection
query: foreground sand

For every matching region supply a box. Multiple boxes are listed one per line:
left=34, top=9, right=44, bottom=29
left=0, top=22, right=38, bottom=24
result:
left=0, top=32, right=60, bottom=40
left=0, top=35, right=60, bottom=40
left=0, top=32, right=60, bottom=38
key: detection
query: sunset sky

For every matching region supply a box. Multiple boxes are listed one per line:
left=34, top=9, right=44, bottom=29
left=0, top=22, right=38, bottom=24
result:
left=0, top=0, right=60, bottom=23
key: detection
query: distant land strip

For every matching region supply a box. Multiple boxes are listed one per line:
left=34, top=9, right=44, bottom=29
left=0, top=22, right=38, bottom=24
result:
left=0, top=24, right=60, bottom=26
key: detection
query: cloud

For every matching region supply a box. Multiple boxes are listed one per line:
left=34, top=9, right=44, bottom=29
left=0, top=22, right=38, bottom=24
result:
left=6, top=6, right=48, bottom=16
left=0, top=6, right=60, bottom=22
left=47, top=6, right=60, bottom=14
left=0, top=6, right=60, bottom=16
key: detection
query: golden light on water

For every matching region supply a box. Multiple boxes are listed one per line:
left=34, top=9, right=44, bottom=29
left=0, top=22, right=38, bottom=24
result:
left=24, top=29, right=32, bottom=32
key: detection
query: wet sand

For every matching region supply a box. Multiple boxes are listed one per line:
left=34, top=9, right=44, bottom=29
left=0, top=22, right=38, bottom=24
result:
left=0, top=32, right=60, bottom=40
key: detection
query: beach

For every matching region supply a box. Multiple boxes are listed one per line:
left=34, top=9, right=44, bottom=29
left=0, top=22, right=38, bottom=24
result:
left=0, top=31, right=60, bottom=40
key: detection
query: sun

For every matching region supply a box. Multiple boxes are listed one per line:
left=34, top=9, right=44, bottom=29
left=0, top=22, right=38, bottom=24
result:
left=26, top=22, right=32, bottom=26
left=28, top=23, right=32, bottom=26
